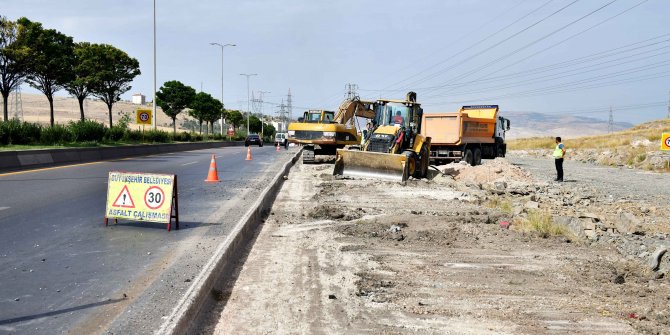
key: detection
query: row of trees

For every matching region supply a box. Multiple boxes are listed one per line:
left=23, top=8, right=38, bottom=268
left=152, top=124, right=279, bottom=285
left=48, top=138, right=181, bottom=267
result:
left=0, top=16, right=140, bottom=127
left=0, top=16, right=276, bottom=139
left=155, top=80, right=276, bottom=137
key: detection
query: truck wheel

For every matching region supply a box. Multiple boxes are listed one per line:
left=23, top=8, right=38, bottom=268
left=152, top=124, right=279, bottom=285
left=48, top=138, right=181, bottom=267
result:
left=496, top=146, right=503, bottom=158
left=463, top=149, right=474, bottom=166
left=474, top=148, right=482, bottom=166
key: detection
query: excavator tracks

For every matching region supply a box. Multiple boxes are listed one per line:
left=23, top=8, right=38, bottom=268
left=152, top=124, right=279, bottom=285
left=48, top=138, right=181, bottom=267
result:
left=302, top=146, right=315, bottom=163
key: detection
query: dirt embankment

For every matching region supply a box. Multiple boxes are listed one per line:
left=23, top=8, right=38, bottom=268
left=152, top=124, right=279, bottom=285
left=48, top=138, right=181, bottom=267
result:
left=210, top=158, right=670, bottom=335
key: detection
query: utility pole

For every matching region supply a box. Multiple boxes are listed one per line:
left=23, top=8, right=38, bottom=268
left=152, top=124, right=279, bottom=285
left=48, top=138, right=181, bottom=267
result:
left=276, top=99, right=287, bottom=132
left=287, top=89, right=292, bottom=123
left=152, top=0, right=157, bottom=129
left=608, top=106, right=614, bottom=133
left=345, top=83, right=358, bottom=100
left=255, top=90, right=271, bottom=138
left=240, top=73, right=257, bottom=135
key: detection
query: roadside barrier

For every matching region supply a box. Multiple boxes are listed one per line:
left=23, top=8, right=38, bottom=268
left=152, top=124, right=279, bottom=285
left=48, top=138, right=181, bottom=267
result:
left=0, top=141, right=244, bottom=173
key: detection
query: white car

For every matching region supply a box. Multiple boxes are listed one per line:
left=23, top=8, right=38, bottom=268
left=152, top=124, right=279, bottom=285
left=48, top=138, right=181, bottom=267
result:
left=274, top=133, right=288, bottom=148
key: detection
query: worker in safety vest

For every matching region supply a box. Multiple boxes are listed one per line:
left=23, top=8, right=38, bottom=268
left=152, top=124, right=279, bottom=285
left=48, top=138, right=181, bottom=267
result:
left=553, top=136, right=566, bottom=182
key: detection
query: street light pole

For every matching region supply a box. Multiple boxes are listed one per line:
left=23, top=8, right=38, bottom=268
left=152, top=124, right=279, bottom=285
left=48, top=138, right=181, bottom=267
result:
left=239, top=73, right=257, bottom=136
left=210, top=43, right=235, bottom=135
left=152, top=0, right=157, bottom=129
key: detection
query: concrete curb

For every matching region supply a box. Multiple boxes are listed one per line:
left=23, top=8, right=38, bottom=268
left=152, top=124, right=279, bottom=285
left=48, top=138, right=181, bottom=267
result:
left=0, top=141, right=245, bottom=173
left=156, top=148, right=302, bottom=335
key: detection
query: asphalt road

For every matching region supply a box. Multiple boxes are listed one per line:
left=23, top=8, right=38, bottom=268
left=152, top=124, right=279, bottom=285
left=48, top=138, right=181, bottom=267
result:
left=0, top=144, right=295, bottom=334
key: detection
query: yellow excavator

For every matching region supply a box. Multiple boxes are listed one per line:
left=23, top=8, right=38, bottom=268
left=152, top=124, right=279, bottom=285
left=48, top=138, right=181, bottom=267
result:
left=288, top=97, right=375, bottom=163
left=333, top=92, right=431, bottom=182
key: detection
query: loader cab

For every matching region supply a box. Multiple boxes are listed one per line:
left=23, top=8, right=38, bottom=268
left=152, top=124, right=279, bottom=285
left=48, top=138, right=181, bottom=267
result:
left=373, top=100, right=423, bottom=134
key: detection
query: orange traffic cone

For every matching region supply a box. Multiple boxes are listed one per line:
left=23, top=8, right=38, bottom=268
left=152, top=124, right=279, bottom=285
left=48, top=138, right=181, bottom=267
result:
left=205, top=154, right=220, bottom=182
left=246, top=146, right=253, bottom=161
left=276, top=143, right=280, bottom=152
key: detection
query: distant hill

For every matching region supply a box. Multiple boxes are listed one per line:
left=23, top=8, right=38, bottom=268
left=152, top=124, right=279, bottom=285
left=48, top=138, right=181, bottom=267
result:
left=502, top=112, right=633, bottom=139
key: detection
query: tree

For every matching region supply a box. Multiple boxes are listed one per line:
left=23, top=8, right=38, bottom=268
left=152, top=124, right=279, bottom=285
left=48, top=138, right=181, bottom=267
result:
left=0, top=16, right=29, bottom=121
left=202, top=99, right=223, bottom=134
left=156, top=80, right=196, bottom=134
left=90, top=44, right=140, bottom=127
left=248, top=115, right=262, bottom=133
left=17, top=17, right=75, bottom=127
left=225, top=109, right=244, bottom=130
left=65, top=42, right=103, bottom=120
left=264, top=122, right=276, bottom=141
left=189, top=92, right=222, bottom=134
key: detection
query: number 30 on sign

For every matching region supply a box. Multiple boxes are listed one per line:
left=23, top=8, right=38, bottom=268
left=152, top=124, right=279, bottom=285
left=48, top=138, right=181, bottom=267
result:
left=105, top=171, right=179, bottom=231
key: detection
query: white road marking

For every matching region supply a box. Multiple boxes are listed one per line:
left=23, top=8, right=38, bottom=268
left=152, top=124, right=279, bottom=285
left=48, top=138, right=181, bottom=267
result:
left=181, top=161, right=199, bottom=166
left=0, top=207, right=9, bottom=211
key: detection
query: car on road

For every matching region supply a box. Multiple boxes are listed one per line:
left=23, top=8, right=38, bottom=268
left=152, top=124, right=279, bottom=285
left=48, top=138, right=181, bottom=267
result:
left=245, top=134, right=263, bottom=147
left=275, top=132, right=288, bottom=148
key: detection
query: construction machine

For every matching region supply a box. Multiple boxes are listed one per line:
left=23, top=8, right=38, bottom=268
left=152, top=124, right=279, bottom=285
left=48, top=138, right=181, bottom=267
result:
left=422, top=105, right=510, bottom=166
left=287, top=97, right=375, bottom=163
left=333, top=92, right=431, bottom=182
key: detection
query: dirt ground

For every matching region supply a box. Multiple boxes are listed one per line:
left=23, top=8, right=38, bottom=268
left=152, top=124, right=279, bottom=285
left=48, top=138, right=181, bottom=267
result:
left=210, top=158, right=670, bottom=335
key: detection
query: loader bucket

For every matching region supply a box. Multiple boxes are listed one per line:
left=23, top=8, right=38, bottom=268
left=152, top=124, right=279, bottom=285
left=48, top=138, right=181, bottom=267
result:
left=333, top=149, right=410, bottom=182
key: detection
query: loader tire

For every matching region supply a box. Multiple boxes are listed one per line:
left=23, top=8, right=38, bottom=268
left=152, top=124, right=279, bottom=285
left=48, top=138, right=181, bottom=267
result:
left=463, top=149, right=474, bottom=166
left=413, top=145, right=429, bottom=179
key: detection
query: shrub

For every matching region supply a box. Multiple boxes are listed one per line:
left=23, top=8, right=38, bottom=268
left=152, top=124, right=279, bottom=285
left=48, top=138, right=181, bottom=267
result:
left=190, top=133, right=203, bottom=142
left=172, top=132, right=192, bottom=142
left=105, top=126, right=126, bottom=142
left=145, top=129, right=170, bottom=143
left=123, top=129, right=143, bottom=142
left=40, top=124, right=72, bottom=144
left=515, top=210, right=568, bottom=238
left=68, top=120, right=106, bottom=142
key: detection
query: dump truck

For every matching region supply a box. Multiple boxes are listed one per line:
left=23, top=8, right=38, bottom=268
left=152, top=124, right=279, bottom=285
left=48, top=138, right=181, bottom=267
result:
left=287, top=98, right=374, bottom=163
left=421, top=105, right=510, bottom=166
left=333, top=92, right=431, bottom=182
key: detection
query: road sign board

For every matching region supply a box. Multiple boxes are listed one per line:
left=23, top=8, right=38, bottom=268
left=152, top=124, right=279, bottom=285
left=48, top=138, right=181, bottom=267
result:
left=136, top=109, right=152, bottom=125
left=105, top=171, right=178, bottom=230
left=662, top=133, right=670, bottom=151
left=227, top=125, right=235, bottom=136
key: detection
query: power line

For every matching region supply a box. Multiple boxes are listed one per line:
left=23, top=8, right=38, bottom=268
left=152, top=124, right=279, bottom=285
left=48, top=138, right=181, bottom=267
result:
left=422, top=0, right=620, bottom=97
left=361, top=34, right=670, bottom=93
left=434, top=71, right=670, bottom=104
left=383, top=0, right=555, bottom=91
left=425, top=55, right=670, bottom=98
left=395, top=0, right=577, bottom=92
left=501, top=101, right=667, bottom=116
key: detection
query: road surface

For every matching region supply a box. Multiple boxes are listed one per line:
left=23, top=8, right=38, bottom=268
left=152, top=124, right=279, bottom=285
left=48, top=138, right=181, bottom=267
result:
left=0, top=145, right=296, bottom=334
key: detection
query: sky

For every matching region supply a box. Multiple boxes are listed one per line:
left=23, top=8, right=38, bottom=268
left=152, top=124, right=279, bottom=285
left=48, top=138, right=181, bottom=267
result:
left=2, top=0, right=669, bottom=124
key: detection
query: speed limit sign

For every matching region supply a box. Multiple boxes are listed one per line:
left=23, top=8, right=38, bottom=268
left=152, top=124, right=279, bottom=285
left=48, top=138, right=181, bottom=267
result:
left=136, top=109, right=152, bottom=125
left=662, top=133, right=670, bottom=151
left=144, top=186, right=165, bottom=209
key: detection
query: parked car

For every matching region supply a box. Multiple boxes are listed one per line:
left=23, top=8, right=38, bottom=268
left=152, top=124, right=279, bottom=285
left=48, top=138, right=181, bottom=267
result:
left=274, top=132, right=288, bottom=148
left=245, top=134, right=263, bottom=147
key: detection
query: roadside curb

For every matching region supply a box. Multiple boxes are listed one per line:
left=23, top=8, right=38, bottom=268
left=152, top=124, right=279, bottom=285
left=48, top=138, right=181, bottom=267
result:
left=155, top=148, right=302, bottom=335
left=0, top=141, right=245, bottom=173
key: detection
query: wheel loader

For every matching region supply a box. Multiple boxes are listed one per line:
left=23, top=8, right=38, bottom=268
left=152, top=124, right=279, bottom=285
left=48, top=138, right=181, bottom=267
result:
left=287, top=97, right=375, bottom=163
left=333, top=92, right=431, bottom=182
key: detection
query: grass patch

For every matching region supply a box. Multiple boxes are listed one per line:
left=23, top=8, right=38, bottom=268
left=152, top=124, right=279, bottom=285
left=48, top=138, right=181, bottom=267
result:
left=486, top=197, right=513, bottom=214
left=514, top=210, right=568, bottom=238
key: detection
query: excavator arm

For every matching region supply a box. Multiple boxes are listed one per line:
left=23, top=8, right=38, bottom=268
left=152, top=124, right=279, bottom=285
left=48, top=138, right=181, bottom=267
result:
left=333, top=97, right=375, bottom=124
